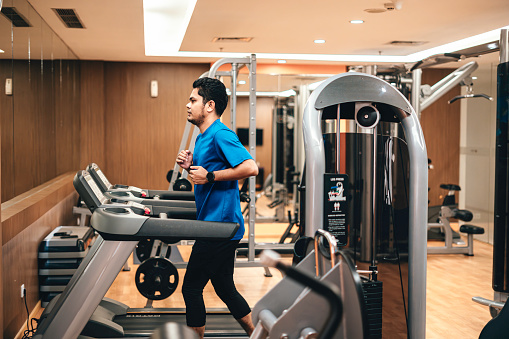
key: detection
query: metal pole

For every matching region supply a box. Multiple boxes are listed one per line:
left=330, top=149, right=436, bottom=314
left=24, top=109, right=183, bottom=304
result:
left=335, top=105, right=341, bottom=173
left=411, top=69, right=422, bottom=120
left=248, top=54, right=257, bottom=262
left=501, top=29, right=509, bottom=63
left=371, top=124, right=378, bottom=269
left=231, top=63, right=238, bottom=130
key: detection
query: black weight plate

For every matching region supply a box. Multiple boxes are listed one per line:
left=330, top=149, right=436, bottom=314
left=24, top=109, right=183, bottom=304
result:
left=136, top=239, right=154, bottom=263
left=166, top=170, right=181, bottom=184
left=135, top=257, right=179, bottom=300
left=173, top=178, right=192, bottom=191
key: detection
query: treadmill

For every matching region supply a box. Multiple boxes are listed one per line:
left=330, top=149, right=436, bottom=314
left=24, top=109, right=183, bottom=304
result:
left=34, top=170, right=248, bottom=339
left=86, top=163, right=195, bottom=203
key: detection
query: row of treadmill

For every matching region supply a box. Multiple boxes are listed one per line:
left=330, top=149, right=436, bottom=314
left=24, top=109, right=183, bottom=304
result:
left=33, top=163, right=368, bottom=339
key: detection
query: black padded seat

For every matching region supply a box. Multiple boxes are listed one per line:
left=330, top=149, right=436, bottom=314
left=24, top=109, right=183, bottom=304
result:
left=452, top=209, right=473, bottom=222
left=460, top=225, right=485, bottom=235
left=440, top=184, right=461, bottom=191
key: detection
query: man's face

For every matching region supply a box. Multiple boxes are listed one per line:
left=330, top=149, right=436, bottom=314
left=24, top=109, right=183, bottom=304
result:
left=186, top=88, right=207, bottom=126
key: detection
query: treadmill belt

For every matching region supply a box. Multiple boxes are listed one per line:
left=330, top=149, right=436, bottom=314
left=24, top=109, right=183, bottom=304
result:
left=116, top=312, right=248, bottom=338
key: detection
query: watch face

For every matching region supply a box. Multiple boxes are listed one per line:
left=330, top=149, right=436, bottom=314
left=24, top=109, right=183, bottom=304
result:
left=207, top=172, right=215, bottom=182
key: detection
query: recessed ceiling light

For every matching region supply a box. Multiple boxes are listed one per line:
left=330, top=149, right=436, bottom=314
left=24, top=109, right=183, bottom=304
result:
left=143, top=0, right=197, bottom=55
left=487, top=43, right=498, bottom=49
left=277, top=59, right=287, bottom=64
left=314, top=39, right=326, bottom=44
left=0, top=49, right=4, bottom=53
left=238, top=80, right=246, bottom=85
left=350, top=20, right=364, bottom=24
left=472, top=77, right=478, bottom=80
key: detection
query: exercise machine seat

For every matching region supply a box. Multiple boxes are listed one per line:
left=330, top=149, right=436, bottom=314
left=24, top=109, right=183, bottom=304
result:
left=460, top=225, right=485, bottom=235
left=452, top=209, right=473, bottom=222
left=440, top=184, right=461, bottom=191
left=479, top=301, right=509, bottom=338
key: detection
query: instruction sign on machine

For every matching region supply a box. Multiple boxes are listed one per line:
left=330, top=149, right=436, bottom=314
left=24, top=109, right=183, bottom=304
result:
left=323, top=174, right=349, bottom=246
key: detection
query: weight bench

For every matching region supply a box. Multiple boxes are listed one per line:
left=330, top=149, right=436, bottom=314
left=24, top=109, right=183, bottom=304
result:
left=427, top=205, right=484, bottom=256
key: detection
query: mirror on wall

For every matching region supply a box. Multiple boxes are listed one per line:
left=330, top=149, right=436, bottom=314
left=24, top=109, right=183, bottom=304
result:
left=0, top=0, right=79, bottom=202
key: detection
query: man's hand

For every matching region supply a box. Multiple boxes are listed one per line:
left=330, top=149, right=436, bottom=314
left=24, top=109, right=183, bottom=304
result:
left=176, top=150, right=193, bottom=170
left=189, top=166, right=208, bottom=184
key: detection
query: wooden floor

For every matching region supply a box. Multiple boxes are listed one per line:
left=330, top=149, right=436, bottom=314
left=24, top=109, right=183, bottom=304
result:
left=103, top=223, right=494, bottom=339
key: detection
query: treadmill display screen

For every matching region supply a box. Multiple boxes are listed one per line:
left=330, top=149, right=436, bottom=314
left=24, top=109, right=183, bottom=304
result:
left=94, top=167, right=112, bottom=189
left=85, top=174, right=106, bottom=203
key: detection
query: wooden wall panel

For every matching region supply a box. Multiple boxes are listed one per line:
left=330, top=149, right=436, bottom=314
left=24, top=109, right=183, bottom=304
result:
left=80, top=61, right=106, bottom=169
left=35, top=60, right=57, bottom=185
left=55, top=60, right=81, bottom=175
left=1, top=59, right=81, bottom=201
left=0, top=60, right=14, bottom=202
left=2, top=189, right=77, bottom=339
left=13, top=60, right=37, bottom=197
left=420, top=68, right=461, bottom=206
left=103, top=62, right=209, bottom=189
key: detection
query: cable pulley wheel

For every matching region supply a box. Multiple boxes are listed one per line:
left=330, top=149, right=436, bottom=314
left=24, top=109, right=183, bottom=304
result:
left=135, top=257, right=179, bottom=300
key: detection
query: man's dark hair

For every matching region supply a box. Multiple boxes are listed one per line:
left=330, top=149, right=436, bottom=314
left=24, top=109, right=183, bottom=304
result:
left=193, top=77, right=229, bottom=116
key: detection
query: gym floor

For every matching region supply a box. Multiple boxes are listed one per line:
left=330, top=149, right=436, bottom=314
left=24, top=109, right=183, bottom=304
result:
left=103, top=224, right=493, bottom=339
left=18, top=198, right=494, bottom=339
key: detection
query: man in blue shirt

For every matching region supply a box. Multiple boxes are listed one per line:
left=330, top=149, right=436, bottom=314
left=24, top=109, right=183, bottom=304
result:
left=176, top=77, right=258, bottom=339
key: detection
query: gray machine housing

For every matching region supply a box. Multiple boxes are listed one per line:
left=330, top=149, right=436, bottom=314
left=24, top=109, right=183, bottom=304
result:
left=302, top=72, right=428, bottom=339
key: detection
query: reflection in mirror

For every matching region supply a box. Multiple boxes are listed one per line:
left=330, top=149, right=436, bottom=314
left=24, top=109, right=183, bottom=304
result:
left=0, top=0, right=79, bottom=202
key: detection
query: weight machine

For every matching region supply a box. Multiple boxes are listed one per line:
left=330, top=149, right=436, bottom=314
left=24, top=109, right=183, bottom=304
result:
left=473, top=28, right=509, bottom=336
left=301, top=72, right=428, bottom=338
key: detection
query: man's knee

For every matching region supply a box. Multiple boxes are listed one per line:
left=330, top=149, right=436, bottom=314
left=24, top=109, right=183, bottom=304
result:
left=182, top=284, right=203, bottom=301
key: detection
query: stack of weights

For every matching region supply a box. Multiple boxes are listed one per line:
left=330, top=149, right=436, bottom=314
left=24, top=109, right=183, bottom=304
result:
left=38, top=226, right=95, bottom=307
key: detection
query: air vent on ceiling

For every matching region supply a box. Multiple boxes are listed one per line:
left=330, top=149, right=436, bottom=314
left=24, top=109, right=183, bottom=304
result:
left=1, top=7, right=31, bottom=27
left=364, top=8, right=387, bottom=13
left=53, top=8, right=84, bottom=28
left=388, top=40, right=427, bottom=46
left=212, top=37, right=253, bottom=43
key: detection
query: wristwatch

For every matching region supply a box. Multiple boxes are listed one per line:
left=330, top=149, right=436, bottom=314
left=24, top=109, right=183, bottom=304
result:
left=206, top=171, right=215, bottom=183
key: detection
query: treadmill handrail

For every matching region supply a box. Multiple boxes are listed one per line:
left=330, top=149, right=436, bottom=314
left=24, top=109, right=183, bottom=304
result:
left=91, top=207, right=239, bottom=240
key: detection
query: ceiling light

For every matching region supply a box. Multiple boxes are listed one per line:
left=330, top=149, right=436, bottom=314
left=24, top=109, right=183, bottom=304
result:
left=350, top=20, right=364, bottom=24
left=0, top=49, right=4, bottom=53
left=238, top=80, right=246, bottom=85
left=277, top=59, right=287, bottom=64
left=472, top=77, right=478, bottom=80
left=487, top=43, right=498, bottom=49
left=143, top=0, right=197, bottom=56
left=314, top=39, right=326, bottom=44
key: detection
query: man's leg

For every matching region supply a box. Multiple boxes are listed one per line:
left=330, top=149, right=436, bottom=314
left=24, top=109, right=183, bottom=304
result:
left=236, top=312, right=255, bottom=335
left=183, top=241, right=212, bottom=339
left=210, top=240, right=254, bottom=336
left=189, top=326, right=205, bottom=339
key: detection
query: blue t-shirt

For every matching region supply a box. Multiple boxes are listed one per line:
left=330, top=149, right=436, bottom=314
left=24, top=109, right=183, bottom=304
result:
left=193, top=119, right=253, bottom=240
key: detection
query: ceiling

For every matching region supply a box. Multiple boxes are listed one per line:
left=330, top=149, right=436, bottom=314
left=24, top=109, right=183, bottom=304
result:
left=20, top=0, right=509, bottom=64
left=1, top=0, right=508, bottom=91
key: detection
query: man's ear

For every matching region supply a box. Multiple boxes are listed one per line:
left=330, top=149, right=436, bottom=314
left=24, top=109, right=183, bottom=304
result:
left=206, top=100, right=215, bottom=113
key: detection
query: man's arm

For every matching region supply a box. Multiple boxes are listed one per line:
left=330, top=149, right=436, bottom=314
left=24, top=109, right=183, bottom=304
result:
left=189, top=159, right=258, bottom=185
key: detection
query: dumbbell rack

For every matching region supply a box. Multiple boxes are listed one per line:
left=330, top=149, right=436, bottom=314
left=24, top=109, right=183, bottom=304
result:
left=38, top=226, right=95, bottom=307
